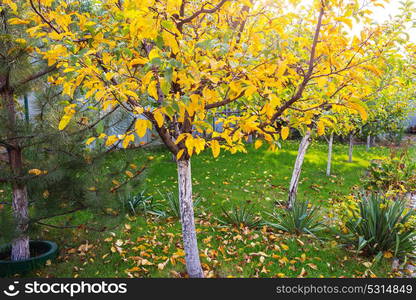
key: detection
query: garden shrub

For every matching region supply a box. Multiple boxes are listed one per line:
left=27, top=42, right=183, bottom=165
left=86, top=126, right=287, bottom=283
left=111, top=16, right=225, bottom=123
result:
left=218, top=205, right=262, bottom=229
left=122, top=190, right=157, bottom=216
left=266, top=200, right=324, bottom=235
left=363, top=149, right=416, bottom=198
left=157, top=191, right=203, bottom=219
left=122, top=190, right=203, bottom=219
left=338, top=192, right=416, bottom=259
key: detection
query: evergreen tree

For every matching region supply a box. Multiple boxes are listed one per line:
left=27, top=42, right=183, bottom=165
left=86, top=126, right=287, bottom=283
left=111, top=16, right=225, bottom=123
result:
left=0, top=2, right=144, bottom=260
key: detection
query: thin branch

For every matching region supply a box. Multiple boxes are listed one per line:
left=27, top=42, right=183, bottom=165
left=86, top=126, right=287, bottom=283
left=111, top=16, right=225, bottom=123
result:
left=13, top=64, right=57, bottom=88
left=177, top=0, right=229, bottom=30
left=35, top=221, right=116, bottom=232
left=29, top=0, right=61, bottom=34
left=205, top=90, right=245, bottom=110
left=31, top=206, right=86, bottom=223
left=265, top=5, right=325, bottom=126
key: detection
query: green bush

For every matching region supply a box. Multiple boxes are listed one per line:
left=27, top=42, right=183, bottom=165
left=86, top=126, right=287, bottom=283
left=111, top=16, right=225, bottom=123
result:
left=157, top=191, right=203, bottom=219
left=218, top=205, right=262, bottom=229
left=122, top=190, right=203, bottom=219
left=122, top=190, right=160, bottom=216
left=265, top=200, right=324, bottom=235
left=363, top=150, right=416, bottom=197
left=340, top=193, right=416, bottom=258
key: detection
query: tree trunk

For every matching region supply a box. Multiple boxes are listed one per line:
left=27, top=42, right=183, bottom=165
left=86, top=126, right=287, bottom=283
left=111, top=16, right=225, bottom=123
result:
left=177, top=159, right=204, bottom=278
left=10, top=150, right=30, bottom=261
left=326, top=133, right=333, bottom=177
left=288, top=130, right=312, bottom=209
left=366, top=135, right=371, bottom=151
left=1, top=89, right=30, bottom=261
left=348, top=133, right=353, bottom=163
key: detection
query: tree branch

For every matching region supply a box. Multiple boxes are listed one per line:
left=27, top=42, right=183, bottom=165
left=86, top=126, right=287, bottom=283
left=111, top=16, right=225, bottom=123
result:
left=13, top=64, right=57, bottom=88
left=265, top=5, right=325, bottom=126
left=177, top=0, right=229, bottom=30
left=204, top=90, right=245, bottom=110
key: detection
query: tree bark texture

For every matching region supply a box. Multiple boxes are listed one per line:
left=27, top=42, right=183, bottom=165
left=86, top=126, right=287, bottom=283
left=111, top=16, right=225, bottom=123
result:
left=1, top=89, right=30, bottom=261
left=177, top=159, right=204, bottom=278
left=348, top=133, right=354, bottom=163
left=326, top=133, right=334, bottom=176
left=366, top=135, right=371, bottom=151
left=288, top=130, right=312, bottom=209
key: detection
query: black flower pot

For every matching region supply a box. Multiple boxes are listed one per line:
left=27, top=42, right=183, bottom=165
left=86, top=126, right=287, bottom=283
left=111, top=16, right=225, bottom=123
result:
left=0, top=240, right=58, bottom=277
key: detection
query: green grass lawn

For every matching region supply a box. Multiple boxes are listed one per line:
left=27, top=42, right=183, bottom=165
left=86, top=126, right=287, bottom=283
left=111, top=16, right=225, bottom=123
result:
left=16, top=140, right=400, bottom=277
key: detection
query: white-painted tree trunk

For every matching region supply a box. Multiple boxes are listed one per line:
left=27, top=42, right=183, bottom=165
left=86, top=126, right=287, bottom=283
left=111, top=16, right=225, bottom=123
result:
left=366, top=135, right=371, bottom=151
left=348, top=133, right=353, bottom=163
left=288, top=130, right=312, bottom=209
left=326, top=133, right=333, bottom=177
left=177, top=159, right=204, bottom=278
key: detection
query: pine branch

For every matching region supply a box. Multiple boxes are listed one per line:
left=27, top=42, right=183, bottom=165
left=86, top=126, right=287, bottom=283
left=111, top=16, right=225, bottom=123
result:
left=35, top=221, right=118, bottom=232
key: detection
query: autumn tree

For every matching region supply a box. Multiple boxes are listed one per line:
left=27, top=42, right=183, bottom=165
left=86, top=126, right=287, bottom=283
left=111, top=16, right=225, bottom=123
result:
left=20, top=0, right=408, bottom=276
left=253, top=0, right=414, bottom=206
left=0, top=0, right=57, bottom=260
left=0, top=0, right=146, bottom=261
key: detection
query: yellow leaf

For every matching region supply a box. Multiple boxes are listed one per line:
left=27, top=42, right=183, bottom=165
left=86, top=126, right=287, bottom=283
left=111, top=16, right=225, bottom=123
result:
left=361, top=65, right=383, bottom=77
left=148, top=80, right=158, bottom=99
left=175, top=133, right=188, bottom=145
left=9, top=18, right=29, bottom=25
left=14, top=38, right=27, bottom=44
left=130, top=57, right=149, bottom=67
left=173, top=249, right=185, bottom=257
left=148, top=48, right=160, bottom=60
left=28, top=169, right=42, bottom=176
left=336, top=17, right=353, bottom=29
left=58, top=114, right=73, bottom=130
left=58, top=104, right=76, bottom=130
left=185, top=137, right=194, bottom=156
left=269, top=94, right=281, bottom=107
left=317, top=120, right=325, bottom=136
left=134, top=107, right=144, bottom=115
left=254, top=140, right=263, bottom=149
left=122, top=134, right=135, bottom=148
left=211, top=140, right=220, bottom=158
left=383, top=251, right=393, bottom=258
left=105, top=135, right=118, bottom=146
left=176, top=149, right=185, bottom=160
left=281, top=127, right=289, bottom=140
left=125, top=171, right=134, bottom=178
left=105, top=72, right=115, bottom=81
left=141, top=71, right=153, bottom=90
left=127, top=266, right=140, bottom=272
left=85, top=137, right=96, bottom=145
left=5, top=0, right=17, bottom=12
left=154, top=110, right=164, bottom=128
left=276, top=61, right=288, bottom=77
left=162, top=31, right=179, bottom=54
left=281, top=243, right=289, bottom=251
left=135, top=119, right=150, bottom=137
left=348, top=102, right=368, bottom=121
left=244, top=85, right=257, bottom=97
